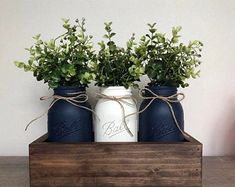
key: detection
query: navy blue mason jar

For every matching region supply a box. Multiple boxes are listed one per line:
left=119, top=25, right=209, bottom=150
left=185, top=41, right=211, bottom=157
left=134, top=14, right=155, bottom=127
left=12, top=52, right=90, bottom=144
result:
left=139, top=86, right=184, bottom=142
left=47, top=86, right=94, bottom=142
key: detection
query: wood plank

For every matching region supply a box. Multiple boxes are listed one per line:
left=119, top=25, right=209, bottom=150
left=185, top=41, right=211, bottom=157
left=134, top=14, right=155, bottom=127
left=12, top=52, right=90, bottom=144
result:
left=30, top=143, right=202, bottom=155
left=30, top=165, right=201, bottom=177
left=30, top=157, right=201, bottom=165
left=31, top=177, right=201, bottom=187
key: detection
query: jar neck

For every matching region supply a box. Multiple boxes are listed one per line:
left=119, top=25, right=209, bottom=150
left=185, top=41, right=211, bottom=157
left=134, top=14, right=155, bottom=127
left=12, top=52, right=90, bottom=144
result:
left=54, top=86, right=86, bottom=97
left=145, top=86, right=177, bottom=97
left=100, top=86, right=132, bottom=97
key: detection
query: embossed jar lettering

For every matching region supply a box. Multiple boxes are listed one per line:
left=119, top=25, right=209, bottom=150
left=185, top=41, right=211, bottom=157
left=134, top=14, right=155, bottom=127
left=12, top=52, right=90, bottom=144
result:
left=102, top=120, right=126, bottom=138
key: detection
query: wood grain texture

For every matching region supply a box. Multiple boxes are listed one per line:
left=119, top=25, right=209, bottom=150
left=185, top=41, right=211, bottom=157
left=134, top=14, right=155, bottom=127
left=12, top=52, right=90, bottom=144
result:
left=2, top=156, right=235, bottom=187
left=29, top=134, right=202, bottom=187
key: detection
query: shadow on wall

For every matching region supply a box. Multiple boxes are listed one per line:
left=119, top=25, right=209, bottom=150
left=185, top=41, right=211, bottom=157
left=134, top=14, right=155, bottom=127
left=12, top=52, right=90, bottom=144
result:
left=212, top=99, right=235, bottom=156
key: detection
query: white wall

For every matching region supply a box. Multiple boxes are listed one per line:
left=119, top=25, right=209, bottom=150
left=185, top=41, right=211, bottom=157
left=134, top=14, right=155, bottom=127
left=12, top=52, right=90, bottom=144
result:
left=0, top=0, right=235, bottom=156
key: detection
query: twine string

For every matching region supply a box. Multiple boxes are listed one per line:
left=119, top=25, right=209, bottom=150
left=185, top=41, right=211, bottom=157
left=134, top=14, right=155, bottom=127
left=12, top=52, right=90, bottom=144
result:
left=25, top=92, right=97, bottom=131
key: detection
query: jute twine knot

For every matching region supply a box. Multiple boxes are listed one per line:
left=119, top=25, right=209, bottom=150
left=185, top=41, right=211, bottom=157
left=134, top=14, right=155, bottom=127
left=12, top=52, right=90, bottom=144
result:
left=25, top=92, right=96, bottom=131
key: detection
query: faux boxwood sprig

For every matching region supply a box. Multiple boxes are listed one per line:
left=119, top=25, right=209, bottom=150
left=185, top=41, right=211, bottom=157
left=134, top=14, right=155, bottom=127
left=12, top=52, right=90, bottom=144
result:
left=14, top=18, right=96, bottom=88
left=93, top=22, right=144, bottom=89
left=136, top=23, right=203, bottom=88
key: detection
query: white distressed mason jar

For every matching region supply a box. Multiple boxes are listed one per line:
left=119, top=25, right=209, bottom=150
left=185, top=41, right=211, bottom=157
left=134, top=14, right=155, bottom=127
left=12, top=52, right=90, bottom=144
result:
left=94, top=86, right=138, bottom=142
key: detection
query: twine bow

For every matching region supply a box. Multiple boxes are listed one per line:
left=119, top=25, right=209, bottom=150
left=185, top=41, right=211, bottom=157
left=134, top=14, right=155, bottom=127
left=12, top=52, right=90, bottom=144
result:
left=96, top=93, right=137, bottom=137
left=25, top=92, right=96, bottom=131
left=136, top=88, right=190, bottom=139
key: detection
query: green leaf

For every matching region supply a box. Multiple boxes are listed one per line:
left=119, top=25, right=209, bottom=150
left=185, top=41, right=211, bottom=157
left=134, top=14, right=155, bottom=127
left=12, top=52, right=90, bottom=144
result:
left=14, top=61, right=25, bottom=68
left=62, top=18, right=70, bottom=24
left=24, top=65, right=31, bottom=72
left=47, top=39, right=55, bottom=49
left=104, top=34, right=109, bottom=39
left=172, top=26, right=182, bottom=36
left=69, top=68, right=76, bottom=76
left=110, top=32, right=116, bottom=37
left=149, top=28, right=156, bottom=33
left=33, top=34, right=41, bottom=40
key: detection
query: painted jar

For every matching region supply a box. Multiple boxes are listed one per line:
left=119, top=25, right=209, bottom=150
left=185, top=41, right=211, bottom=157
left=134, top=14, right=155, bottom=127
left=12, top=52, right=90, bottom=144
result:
left=48, top=86, right=93, bottom=142
left=94, top=86, right=137, bottom=142
left=139, top=86, right=184, bottom=142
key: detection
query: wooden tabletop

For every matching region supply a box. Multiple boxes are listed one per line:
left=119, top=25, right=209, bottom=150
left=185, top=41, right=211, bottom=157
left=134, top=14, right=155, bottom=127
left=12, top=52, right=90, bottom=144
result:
left=0, top=156, right=234, bottom=187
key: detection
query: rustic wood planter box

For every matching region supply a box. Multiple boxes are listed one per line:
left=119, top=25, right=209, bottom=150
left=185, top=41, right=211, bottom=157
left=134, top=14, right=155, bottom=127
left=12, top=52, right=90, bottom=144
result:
left=29, top=134, right=202, bottom=187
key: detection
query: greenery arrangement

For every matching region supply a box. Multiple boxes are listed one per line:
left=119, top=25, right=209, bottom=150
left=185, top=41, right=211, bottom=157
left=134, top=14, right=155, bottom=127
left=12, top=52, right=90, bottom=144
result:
left=135, top=23, right=203, bottom=88
left=15, top=19, right=203, bottom=89
left=93, top=22, right=144, bottom=89
left=15, top=18, right=96, bottom=89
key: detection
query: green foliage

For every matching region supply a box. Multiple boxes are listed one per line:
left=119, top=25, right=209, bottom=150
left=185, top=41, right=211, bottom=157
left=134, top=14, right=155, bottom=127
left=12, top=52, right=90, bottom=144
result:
left=94, top=22, right=144, bottom=89
left=136, top=23, right=203, bottom=88
left=14, top=18, right=96, bottom=89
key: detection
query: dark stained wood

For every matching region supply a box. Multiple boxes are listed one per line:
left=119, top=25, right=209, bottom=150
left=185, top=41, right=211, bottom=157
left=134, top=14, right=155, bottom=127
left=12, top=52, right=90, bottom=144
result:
left=29, top=134, right=202, bottom=187
left=3, top=156, right=235, bottom=187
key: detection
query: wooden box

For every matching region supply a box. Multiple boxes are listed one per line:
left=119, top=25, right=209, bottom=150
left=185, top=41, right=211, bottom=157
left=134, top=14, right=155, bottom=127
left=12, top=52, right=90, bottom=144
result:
left=29, top=134, right=202, bottom=187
